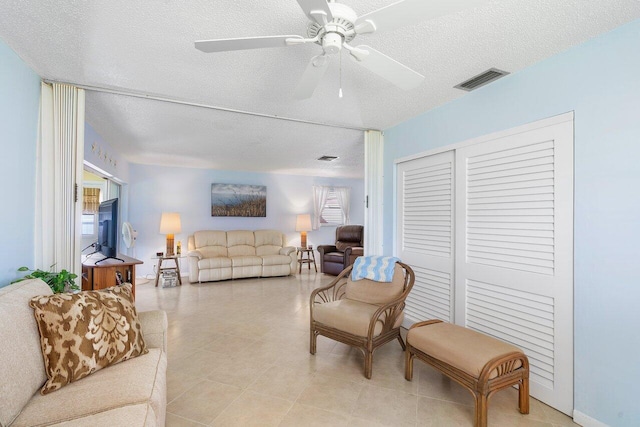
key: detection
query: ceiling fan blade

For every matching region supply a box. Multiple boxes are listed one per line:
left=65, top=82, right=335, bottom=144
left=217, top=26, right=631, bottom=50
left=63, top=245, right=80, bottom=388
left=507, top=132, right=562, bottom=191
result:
left=355, top=0, right=488, bottom=34
left=351, top=45, right=424, bottom=90
left=293, top=55, right=331, bottom=100
left=195, top=35, right=304, bottom=53
left=296, top=0, right=333, bottom=25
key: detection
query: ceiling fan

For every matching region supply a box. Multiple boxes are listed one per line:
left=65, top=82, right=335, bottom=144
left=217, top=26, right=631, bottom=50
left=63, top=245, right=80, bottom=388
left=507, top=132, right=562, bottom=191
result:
left=195, top=0, right=487, bottom=99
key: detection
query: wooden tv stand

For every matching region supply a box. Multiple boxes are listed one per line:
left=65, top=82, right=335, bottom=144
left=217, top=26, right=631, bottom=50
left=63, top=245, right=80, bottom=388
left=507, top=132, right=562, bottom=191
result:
left=82, top=253, right=143, bottom=298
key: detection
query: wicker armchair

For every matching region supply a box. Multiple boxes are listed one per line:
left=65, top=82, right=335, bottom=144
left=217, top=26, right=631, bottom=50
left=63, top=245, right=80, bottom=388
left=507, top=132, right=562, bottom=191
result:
left=309, top=261, right=415, bottom=379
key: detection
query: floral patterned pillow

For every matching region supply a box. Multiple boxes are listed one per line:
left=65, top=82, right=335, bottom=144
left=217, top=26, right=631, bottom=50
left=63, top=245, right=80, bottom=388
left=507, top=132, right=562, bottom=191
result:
left=29, top=284, right=148, bottom=394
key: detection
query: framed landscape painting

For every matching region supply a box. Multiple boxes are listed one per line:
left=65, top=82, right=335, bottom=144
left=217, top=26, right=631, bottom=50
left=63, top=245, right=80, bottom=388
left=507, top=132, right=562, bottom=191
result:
left=211, top=183, right=267, bottom=217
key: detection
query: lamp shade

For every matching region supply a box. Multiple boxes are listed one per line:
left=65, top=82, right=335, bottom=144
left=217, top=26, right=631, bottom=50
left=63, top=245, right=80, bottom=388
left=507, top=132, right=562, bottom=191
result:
left=295, top=214, right=312, bottom=232
left=159, top=212, right=182, bottom=234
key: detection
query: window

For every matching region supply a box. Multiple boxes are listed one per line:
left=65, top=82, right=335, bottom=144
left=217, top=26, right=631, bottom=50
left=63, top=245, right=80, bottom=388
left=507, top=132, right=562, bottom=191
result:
left=320, top=189, right=344, bottom=226
left=82, top=186, right=101, bottom=236
left=81, top=214, right=97, bottom=235
left=313, top=186, right=350, bottom=227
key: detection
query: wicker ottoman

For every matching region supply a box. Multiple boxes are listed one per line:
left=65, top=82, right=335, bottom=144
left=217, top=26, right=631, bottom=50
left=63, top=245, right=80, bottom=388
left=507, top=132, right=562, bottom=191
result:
left=405, top=320, right=530, bottom=427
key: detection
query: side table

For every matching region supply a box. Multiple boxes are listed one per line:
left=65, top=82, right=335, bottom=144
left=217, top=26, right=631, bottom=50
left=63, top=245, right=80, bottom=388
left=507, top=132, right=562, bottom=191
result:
left=297, top=248, right=317, bottom=273
left=154, top=255, right=183, bottom=287
left=82, top=254, right=143, bottom=298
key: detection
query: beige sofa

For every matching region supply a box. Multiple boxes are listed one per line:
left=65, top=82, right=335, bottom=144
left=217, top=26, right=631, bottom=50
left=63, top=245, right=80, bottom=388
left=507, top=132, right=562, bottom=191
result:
left=187, top=229, right=297, bottom=283
left=0, top=279, right=167, bottom=427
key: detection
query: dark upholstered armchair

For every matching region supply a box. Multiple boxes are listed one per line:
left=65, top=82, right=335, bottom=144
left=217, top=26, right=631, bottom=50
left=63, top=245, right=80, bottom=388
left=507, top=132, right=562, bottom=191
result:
left=317, top=225, right=364, bottom=275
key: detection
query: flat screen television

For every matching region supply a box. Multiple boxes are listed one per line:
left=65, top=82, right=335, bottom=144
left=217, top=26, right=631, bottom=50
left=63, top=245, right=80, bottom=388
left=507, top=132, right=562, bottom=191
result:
left=96, top=198, right=119, bottom=258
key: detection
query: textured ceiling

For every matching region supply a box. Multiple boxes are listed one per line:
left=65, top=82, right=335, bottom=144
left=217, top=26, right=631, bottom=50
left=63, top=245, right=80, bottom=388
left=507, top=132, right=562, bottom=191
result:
left=1, top=0, right=639, bottom=178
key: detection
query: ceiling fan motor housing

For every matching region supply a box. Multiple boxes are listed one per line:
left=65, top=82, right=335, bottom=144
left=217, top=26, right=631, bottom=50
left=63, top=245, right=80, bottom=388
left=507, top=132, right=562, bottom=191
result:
left=308, top=2, right=357, bottom=54
left=322, top=32, right=342, bottom=54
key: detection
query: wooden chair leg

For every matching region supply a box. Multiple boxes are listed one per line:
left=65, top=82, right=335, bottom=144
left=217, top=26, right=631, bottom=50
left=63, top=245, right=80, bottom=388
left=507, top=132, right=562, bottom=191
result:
left=405, top=348, right=414, bottom=381
left=310, top=329, right=317, bottom=355
left=397, top=334, right=406, bottom=351
left=475, top=393, right=489, bottom=427
left=519, top=377, right=530, bottom=414
left=364, top=350, right=373, bottom=379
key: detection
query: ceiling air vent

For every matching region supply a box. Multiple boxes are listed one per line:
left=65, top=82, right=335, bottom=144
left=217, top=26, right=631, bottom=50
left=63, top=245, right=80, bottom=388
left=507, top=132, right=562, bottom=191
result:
left=454, top=68, right=509, bottom=91
left=317, top=156, right=338, bottom=161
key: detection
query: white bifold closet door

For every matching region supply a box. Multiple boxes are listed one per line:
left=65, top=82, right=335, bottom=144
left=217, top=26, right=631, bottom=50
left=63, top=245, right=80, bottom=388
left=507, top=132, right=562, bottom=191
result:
left=397, top=113, right=574, bottom=415
left=397, top=151, right=455, bottom=323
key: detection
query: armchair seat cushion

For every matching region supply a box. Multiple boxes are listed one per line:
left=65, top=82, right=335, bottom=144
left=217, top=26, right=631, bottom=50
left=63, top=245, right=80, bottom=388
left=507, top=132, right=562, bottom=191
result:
left=323, top=252, right=345, bottom=263
left=313, top=299, right=404, bottom=338
left=199, top=257, right=232, bottom=269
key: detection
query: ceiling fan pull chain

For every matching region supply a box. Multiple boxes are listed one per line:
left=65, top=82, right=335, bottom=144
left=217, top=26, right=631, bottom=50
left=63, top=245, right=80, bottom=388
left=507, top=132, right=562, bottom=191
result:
left=339, top=51, right=343, bottom=98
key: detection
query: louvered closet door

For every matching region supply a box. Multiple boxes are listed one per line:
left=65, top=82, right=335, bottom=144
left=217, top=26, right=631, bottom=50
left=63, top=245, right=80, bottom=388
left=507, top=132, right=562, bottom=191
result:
left=454, top=115, right=574, bottom=414
left=397, top=151, right=454, bottom=325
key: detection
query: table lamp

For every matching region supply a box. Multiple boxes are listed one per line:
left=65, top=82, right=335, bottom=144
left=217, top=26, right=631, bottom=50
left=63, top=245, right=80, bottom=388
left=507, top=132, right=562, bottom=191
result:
left=160, top=212, right=181, bottom=256
left=296, top=214, right=312, bottom=249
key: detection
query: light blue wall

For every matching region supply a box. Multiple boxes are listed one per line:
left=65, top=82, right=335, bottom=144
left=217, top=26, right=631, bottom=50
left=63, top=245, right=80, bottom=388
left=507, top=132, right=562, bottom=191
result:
left=383, top=19, right=640, bottom=426
left=0, top=39, right=41, bottom=286
left=129, top=163, right=364, bottom=277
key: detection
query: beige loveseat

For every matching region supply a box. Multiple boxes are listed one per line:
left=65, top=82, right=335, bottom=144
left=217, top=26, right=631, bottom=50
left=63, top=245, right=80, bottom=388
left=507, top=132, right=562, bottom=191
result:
left=187, top=229, right=297, bottom=283
left=0, top=279, right=167, bottom=427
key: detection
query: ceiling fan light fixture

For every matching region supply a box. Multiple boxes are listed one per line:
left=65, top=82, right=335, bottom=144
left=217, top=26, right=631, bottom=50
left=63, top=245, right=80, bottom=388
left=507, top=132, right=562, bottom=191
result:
left=322, top=32, right=343, bottom=54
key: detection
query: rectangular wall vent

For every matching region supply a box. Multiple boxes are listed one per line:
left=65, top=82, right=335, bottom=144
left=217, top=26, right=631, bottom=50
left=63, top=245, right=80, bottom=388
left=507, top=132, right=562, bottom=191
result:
left=454, top=68, right=510, bottom=91
left=317, top=156, right=338, bottom=161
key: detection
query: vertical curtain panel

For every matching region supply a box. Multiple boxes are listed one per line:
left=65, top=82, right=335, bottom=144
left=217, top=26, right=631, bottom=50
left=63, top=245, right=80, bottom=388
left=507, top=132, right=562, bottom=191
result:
left=35, top=82, right=85, bottom=276
left=334, top=187, right=351, bottom=225
left=312, top=185, right=330, bottom=230
left=364, top=130, right=384, bottom=256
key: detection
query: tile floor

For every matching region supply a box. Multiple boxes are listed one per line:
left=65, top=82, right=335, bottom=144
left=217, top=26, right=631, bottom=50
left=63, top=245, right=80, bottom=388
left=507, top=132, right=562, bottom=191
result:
left=135, top=272, right=579, bottom=427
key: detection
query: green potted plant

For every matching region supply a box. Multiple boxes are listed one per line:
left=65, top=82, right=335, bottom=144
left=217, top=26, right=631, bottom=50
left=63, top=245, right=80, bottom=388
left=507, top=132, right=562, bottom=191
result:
left=13, top=265, right=80, bottom=293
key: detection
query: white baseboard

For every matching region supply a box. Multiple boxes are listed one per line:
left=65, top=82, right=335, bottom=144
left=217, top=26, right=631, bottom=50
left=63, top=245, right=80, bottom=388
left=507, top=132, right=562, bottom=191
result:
left=573, top=410, right=610, bottom=427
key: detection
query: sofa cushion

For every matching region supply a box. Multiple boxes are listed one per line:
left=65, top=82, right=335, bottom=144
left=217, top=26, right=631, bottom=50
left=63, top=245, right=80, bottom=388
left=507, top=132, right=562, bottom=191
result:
left=231, top=256, right=262, bottom=267
left=262, top=264, right=293, bottom=277
left=345, top=266, right=405, bottom=305
left=194, top=230, right=227, bottom=251
left=198, top=246, right=228, bottom=258
left=193, top=231, right=228, bottom=258
left=0, top=279, right=51, bottom=427
left=29, top=284, right=148, bottom=394
left=232, top=265, right=263, bottom=279
left=261, top=254, right=294, bottom=266
left=12, top=348, right=166, bottom=427
left=199, top=267, right=232, bottom=282
left=227, top=230, right=256, bottom=257
left=313, top=299, right=404, bottom=337
left=198, top=256, right=232, bottom=269
left=40, top=404, right=154, bottom=427
left=255, top=230, right=285, bottom=256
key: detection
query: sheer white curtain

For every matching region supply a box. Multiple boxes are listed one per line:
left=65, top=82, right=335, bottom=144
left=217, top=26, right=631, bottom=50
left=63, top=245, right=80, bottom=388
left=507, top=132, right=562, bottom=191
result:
left=35, top=82, right=85, bottom=276
left=312, top=185, right=330, bottom=230
left=334, top=187, right=351, bottom=225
